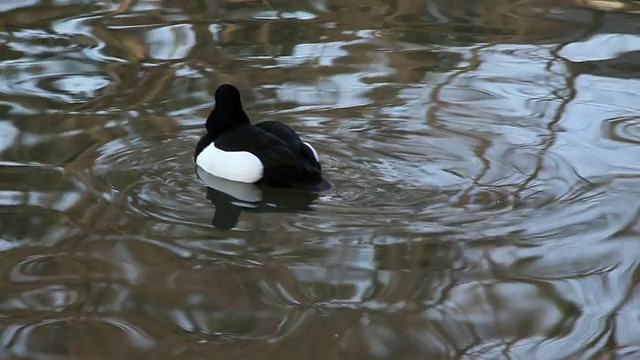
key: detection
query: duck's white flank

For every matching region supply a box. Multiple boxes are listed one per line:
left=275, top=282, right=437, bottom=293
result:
left=196, top=143, right=264, bottom=183
left=303, top=142, right=319, bottom=162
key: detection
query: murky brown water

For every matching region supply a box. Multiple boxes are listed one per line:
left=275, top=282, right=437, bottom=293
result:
left=2, top=0, right=640, bottom=358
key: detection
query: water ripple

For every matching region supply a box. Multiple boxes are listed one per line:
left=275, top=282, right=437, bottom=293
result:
left=93, top=135, right=211, bottom=227
left=604, top=116, right=640, bottom=144
left=8, top=71, right=111, bottom=103
left=2, top=0, right=640, bottom=358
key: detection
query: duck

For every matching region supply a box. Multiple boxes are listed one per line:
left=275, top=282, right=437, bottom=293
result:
left=195, top=84, right=330, bottom=193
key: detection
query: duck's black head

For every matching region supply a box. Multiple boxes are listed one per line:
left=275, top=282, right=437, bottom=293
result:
left=206, top=84, right=251, bottom=138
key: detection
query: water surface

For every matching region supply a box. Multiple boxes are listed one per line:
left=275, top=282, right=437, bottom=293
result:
left=2, top=0, right=640, bottom=358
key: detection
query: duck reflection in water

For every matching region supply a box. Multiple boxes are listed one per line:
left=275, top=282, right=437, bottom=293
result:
left=197, top=167, right=323, bottom=229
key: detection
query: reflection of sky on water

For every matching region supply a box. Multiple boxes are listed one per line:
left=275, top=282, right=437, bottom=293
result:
left=259, top=30, right=640, bottom=338
left=3, top=7, right=640, bottom=191
left=3, top=2, right=640, bottom=357
left=253, top=11, right=318, bottom=20
left=146, top=25, right=196, bottom=60
left=0, top=122, right=19, bottom=152
left=0, top=189, right=81, bottom=210
left=0, top=0, right=39, bottom=12
left=561, top=33, right=640, bottom=61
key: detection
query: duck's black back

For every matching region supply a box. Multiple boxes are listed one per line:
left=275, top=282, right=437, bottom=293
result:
left=255, top=121, right=321, bottom=169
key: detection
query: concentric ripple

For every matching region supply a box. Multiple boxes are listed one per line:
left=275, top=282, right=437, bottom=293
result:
left=8, top=72, right=111, bottom=103
left=604, top=116, right=640, bottom=144
left=93, top=135, right=213, bottom=227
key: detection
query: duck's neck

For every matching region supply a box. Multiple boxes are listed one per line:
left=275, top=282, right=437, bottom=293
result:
left=205, top=107, right=251, bottom=139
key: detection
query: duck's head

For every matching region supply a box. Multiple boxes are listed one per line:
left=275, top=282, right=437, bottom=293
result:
left=215, top=84, right=242, bottom=108
left=206, top=84, right=250, bottom=138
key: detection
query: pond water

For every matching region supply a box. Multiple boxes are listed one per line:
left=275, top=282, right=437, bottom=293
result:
left=2, top=0, right=640, bottom=358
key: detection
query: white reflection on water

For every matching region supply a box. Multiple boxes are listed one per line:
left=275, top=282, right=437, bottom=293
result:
left=560, top=33, right=640, bottom=62
left=146, top=24, right=197, bottom=60
left=0, top=122, right=19, bottom=152
left=0, top=0, right=38, bottom=12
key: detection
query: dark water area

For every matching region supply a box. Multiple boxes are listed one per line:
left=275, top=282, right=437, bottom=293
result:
left=2, top=0, right=640, bottom=358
